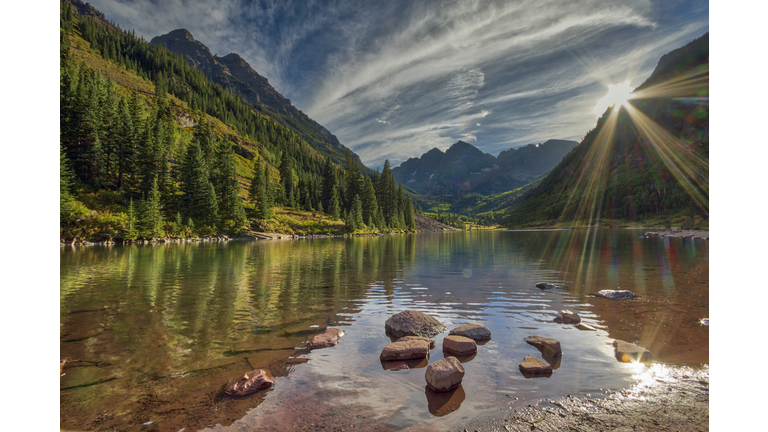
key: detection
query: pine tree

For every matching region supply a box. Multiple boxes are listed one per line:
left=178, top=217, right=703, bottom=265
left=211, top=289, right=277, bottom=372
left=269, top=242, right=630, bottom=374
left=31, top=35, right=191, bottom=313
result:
left=328, top=185, right=341, bottom=219
left=361, top=176, right=379, bottom=225
left=202, top=181, right=219, bottom=227
left=405, top=197, right=416, bottom=231
left=125, top=198, right=138, bottom=240
left=248, top=158, right=262, bottom=203
left=352, top=194, right=365, bottom=230
left=138, top=178, right=165, bottom=239
left=180, top=140, right=210, bottom=221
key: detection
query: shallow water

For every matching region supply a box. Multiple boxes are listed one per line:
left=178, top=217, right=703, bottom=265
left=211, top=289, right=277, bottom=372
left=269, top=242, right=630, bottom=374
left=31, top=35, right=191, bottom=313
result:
left=60, top=229, right=708, bottom=431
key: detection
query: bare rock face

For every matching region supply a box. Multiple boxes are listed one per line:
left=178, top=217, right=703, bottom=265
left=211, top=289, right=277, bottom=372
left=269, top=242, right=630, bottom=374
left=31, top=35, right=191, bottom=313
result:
left=225, top=369, right=274, bottom=396
left=519, top=355, right=553, bottom=378
left=397, top=335, right=436, bottom=349
left=385, top=310, right=447, bottom=338
left=613, top=340, right=654, bottom=363
left=553, top=310, right=581, bottom=324
left=425, top=356, right=465, bottom=392
left=449, top=324, right=491, bottom=341
left=308, top=328, right=345, bottom=350
left=523, top=335, right=562, bottom=357
left=597, top=290, right=636, bottom=300
left=443, top=335, right=478, bottom=356
left=380, top=339, right=431, bottom=361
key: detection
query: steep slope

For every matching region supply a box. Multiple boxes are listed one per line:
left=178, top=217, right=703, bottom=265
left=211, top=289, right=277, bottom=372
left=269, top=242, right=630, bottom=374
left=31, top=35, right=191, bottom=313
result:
left=150, top=29, right=366, bottom=171
left=503, top=34, right=709, bottom=226
left=392, top=139, right=577, bottom=195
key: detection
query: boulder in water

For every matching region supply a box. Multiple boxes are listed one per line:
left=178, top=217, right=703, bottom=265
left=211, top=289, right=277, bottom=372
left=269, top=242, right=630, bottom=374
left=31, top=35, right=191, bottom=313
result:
left=425, top=356, right=465, bottom=392
left=308, top=328, right=345, bottom=350
left=225, top=369, right=274, bottom=396
left=523, top=335, right=562, bottom=357
left=519, top=355, right=553, bottom=378
left=385, top=310, right=447, bottom=338
left=536, top=282, right=565, bottom=290
left=554, top=310, right=581, bottom=324
left=613, top=340, right=653, bottom=363
left=442, top=335, right=478, bottom=356
left=380, top=338, right=431, bottom=361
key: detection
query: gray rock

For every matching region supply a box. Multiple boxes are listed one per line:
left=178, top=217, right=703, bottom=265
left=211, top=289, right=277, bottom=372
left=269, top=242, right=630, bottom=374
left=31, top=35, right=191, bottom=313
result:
left=523, top=335, right=562, bottom=357
left=553, top=310, right=581, bottom=324
left=384, top=310, right=447, bottom=338
left=449, top=324, right=491, bottom=341
left=597, top=290, right=636, bottom=300
left=425, top=356, right=465, bottom=392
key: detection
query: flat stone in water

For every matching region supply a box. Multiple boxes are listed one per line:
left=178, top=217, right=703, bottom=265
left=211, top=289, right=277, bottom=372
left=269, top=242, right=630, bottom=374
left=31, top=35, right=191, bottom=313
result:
left=397, top=335, right=436, bottom=349
left=597, top=290, right=636, bottom=300
left=225, top=369, right=274, bottom=396
left=554, top=310, right=581, bottom=324
left=523, top=335, right=562, bottom=357
left=308, top=328, right=345, bottom=350
left=385, top=310, right=447, bottom=338
left=574, top=322, right=598, bottom=331
left=519, top=355, right=552, bottom=378
left=443, top=335, right=477, bottom=356
left=380, top=339, right=431, bottom=361
left=613, top=340, right=653, bottom=363
left=449, top=324, right=491, bottom=341
left=425, top=356, right=465, bottom=392
left=536, top=282, right=565, bottom=290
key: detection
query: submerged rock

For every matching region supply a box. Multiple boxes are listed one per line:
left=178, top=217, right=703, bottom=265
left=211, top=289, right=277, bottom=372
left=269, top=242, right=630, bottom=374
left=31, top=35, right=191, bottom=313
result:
left=380, top=338, right=431, bottom=361
left=385, top=310, right=447, bottom=338
left=596, top=290, right=636, bottom=300
left=449, top=324, right=491, bottom=341
left=553, top=310, right=581, bottom=324
left=519, top=355, right=553, bottom=378
left=536, top=282, right=565, bottom=290
left=225, top=369, right=274, bottom=396
left=613, top=340, right=653, bottom=363
left=574, top=322, right=598, bottom=331
left=523, top=336, right=562, bottom=357
left=442, top=335, right=478, bottom=356
left=397, top=335, right=436, bottom=349
left=425, top=356, right=465, bottom=392
left=308, top=328, right=345, bottom=350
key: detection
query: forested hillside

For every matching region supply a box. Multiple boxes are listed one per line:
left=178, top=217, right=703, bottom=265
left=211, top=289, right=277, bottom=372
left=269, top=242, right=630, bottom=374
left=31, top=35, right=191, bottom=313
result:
left=501, top=34, right=709, bottom=228
left=59, top=0, right=416, bottom=242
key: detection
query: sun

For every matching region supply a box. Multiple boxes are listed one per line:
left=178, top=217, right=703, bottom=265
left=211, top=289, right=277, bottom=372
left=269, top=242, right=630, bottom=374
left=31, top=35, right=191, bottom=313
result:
left=593, top=80, right=636, bottom=116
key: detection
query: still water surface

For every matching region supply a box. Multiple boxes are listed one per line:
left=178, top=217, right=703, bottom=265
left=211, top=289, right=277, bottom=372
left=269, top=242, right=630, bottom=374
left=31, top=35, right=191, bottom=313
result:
left=60, top=229, right=709, bottom=431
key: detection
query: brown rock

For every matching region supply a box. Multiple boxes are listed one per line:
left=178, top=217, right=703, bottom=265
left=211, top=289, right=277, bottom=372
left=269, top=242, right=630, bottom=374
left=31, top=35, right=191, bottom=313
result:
left=385, top=310, right=447, bottom=338
left=425, top=356, right=465, bottom=392
left=519, top=355, right=552, bottom=378
left=554, top=310, right=581, bottom=324
left=523, top=335, right=562, bottom=357
left=613, top=340, right=654, bottom=363
left=225, top=369, right=274, bottom=396
left=449, top=324, right=492, bottom=341
left=397, top=335, right=436, bottom=349
left=442, top=335, right=478, bottom=356
left=380, top=339, right=431, bottom=361
left=308, top=328, right=345, bottom=350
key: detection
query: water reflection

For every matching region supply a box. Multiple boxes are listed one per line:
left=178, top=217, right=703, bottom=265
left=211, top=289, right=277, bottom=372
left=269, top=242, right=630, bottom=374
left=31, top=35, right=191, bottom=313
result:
left=61, top=229, right=708, bottom=431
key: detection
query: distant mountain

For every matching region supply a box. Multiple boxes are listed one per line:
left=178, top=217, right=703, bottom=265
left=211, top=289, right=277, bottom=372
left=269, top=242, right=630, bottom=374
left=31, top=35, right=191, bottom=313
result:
left=150, top=29, right=366, bottom=170
left=502, top=33, right=709, bottom=226
left=392, top=139, right=578, bottom=195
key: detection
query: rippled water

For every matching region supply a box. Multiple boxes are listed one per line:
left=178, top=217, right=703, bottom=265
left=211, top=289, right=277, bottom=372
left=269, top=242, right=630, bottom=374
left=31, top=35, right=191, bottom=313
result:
left=60, top=229, right=709, bottom=431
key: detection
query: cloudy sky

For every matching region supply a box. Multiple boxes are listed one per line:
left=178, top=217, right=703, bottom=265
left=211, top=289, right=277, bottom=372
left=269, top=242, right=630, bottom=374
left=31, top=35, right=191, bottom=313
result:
left=87, top=0, right=708, bottom=169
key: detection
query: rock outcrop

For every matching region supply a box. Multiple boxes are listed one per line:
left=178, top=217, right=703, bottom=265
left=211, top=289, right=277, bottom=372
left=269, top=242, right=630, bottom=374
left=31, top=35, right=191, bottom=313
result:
left=553, top=310, right=581, bottom=324
left=425, top=357, right=465, bottom=392
left=449, top=324, right=491, bottom=341
left=443, top=335, right=478, bottom=356
left=308, top=328, right=345, bottom=350
left=523, top=336, right=562, bottom=357
left=225, top=369, right=274, bottom=396
left=384, top=310, right=447, bottom=338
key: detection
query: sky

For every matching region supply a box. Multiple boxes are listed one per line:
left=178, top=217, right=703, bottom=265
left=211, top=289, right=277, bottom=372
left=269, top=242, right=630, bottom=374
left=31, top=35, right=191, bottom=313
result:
left=86, top=0, right=706, bottom=169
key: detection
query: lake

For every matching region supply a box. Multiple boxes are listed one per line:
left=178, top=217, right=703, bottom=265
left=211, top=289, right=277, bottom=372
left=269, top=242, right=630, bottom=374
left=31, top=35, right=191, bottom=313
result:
left=60, top=229, right=709, bottom=431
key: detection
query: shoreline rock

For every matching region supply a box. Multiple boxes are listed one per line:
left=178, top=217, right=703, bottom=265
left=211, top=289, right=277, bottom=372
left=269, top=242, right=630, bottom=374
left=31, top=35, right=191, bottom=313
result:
left=308, top=328, right=345, bottom=350
left=613, top=339, right=653, bottom=363
left=519, top=355, right=553, bottom=378
left=425, top=357, right=465, bottom=392
left=553, top=310, right=581, bottom=324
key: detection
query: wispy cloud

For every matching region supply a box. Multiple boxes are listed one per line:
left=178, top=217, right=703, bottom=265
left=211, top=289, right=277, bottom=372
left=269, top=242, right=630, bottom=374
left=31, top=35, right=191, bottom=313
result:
left=89, top=0, right=708, bottom=169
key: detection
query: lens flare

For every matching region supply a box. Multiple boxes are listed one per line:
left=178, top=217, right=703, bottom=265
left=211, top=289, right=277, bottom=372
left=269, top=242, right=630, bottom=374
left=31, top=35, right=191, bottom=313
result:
left=593, top=80, right=636, bottom=116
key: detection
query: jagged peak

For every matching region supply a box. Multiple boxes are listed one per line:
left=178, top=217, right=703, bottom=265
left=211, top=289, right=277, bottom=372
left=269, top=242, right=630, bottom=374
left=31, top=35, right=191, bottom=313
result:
left=165, top=28, right=195, bottom=41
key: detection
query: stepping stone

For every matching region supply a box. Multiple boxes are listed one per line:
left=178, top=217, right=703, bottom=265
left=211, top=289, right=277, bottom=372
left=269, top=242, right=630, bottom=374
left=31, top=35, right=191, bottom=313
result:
left=442, top=335, right=477, bottom=356
left=519, top=355, right=552, bottom=378
left=523, top=335, right=562, bottom=357
left=613, top=340, right=653, bottom=363
left=308, top=328, right=345, bottom=350
left=225, top=369, right=274, bottom=396
left=397, top=335, right=435, bottom=349
left=449, top=324, right=491, bottom=341
left=554, top=310, right=581, bottom=324
left=425, top=356, right=465, bottom=392
left=380, top=338, right=431, bottom=361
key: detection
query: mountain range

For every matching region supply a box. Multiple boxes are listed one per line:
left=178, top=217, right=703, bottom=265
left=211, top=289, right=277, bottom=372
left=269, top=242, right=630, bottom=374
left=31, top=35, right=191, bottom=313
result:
left=149, top=28, right=365, bottom=170
left=391, top=139, right=577, bottom=195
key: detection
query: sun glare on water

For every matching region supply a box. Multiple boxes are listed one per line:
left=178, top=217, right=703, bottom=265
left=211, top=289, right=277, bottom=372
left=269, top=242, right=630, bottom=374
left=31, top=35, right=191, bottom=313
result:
left=593, top=80, right=636, bottom=116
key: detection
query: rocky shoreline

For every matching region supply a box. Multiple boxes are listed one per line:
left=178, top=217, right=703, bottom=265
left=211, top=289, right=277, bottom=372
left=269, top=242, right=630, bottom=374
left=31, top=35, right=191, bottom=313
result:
left=641, top=229, right=709, bottom=240
left=454, top=364, right=708, bottom=432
